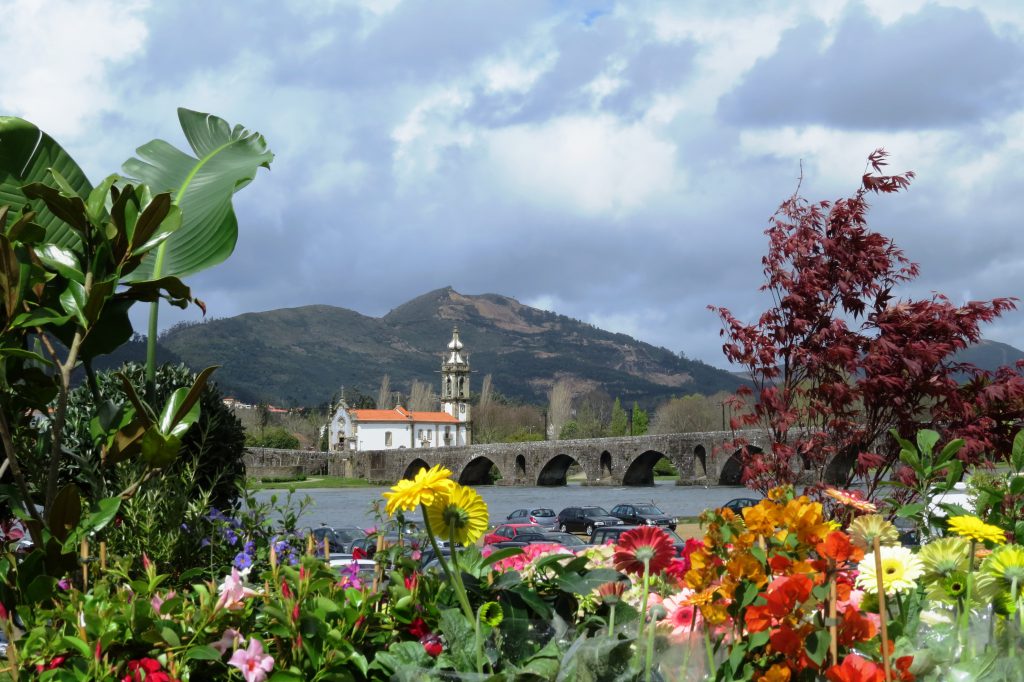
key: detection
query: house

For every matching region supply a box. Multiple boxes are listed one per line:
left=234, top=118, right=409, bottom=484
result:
left=328, top=328, right=472, bottom=451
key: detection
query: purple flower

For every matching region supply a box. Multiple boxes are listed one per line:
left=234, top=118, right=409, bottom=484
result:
left=233, top=551, right=253, bottom=571
left=338, top=561, right=363, bottom=590
left=224, top=529, right=239, bottom=546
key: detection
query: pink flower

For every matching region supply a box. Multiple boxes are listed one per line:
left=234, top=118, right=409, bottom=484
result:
left=661, top=590, right=702, bottom=640
left=216, top=567, right=258, bottom=611
left=150, top=590, right=176, bottom=618
left=491, top=544, right=567, bottom=572
left=212, top=628, right=244, bottom=655
left=228, top=638, right=274, bottom=682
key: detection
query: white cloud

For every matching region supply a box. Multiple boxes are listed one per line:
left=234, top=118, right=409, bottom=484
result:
left=484, top=114, right=681, bottom=216
left=391, top=87, right=476, bottom=186
left=0, top=0, right=150, bottom=137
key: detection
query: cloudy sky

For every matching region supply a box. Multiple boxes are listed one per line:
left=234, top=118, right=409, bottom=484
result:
left=3, top=0, right=1023, bottom=368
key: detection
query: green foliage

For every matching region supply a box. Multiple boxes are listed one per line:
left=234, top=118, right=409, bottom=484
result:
left=971, top=430, right=1024, bottom=540
left=632, top=401, right=649, bottom=435
left=608, top=398, right=628, bottom=436
left=246, top=426, right=300, bottom=449
left=653, top=458, right=678, bottom=476
left=889, top=428, right=966, bottom=539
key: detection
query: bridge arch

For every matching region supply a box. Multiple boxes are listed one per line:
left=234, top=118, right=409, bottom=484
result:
left=694, top=445, right=707, bottom=478
left=401, top=458, right=431, bottom=481
left=515, top=454, right=527, bottom=482
left=537, top=453, right=581, bottom=486
left=622, top=450, right=668, bottom=486
left=599, top=451, right=612, bottom=479
left=459, top=456, right=500, bottom=486
left=718, top=446, right=762, bottom=485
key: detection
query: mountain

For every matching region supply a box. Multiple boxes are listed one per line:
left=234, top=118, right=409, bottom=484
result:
left=97, top=287, right=748, bottom=407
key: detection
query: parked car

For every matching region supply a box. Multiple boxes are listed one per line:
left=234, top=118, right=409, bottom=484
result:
left=556, top=506, right=623, bottom=535
left=721, top=497, right=762, bottom=516
left=590, top=524, right=687, bottom=554
left=308, top=526, right=366, bottom=554
left=349, top=533, right=404, bottom=559
left=483, top=523, right=544, bottom=545
left=609, top=503, right=678, bottom=530
left=512, top=531, right=587, bottom=549
left=506, top=508, right=558, bottom=529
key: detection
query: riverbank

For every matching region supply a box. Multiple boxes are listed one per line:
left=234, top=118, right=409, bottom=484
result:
left=246, top=475, right=375, bottom=490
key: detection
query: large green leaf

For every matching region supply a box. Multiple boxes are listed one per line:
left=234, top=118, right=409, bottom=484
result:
left=121, top=108, right=273, bottom=281
left=0, top=117, right=92, bottom=249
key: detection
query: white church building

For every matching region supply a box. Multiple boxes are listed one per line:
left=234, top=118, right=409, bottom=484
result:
left=329, top=328, right=472, bottom=451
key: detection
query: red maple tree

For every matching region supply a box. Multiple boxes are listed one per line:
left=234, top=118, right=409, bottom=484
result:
left=711, top=150, right=1024, bottom=496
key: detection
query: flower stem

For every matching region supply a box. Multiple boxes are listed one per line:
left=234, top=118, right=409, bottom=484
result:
left=420, top=503, right=474, bottom=623
left=873, top=536, right=893, bottom=682
left=961, top=539, right=976, bottom=661
left=703, top=623, right=716, bottom=678
left=644, top=602, right=657, bottom=682
left=608, top=603, right=616, bottom=637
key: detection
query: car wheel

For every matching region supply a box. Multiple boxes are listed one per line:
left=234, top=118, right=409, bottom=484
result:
left=560, top=524, right=568, bottom=533
left=669, top=524, right=677, bottom=531
left=586, top=524, right=594, bottom=535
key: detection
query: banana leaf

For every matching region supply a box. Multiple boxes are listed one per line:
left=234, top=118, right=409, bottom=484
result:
left=121, top=108, right=273, bottom=281
left=0, top=117, right=92, bottom=250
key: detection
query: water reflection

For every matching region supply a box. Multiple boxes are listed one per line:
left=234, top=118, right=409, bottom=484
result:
left=257, top=481, right=752, bottom=530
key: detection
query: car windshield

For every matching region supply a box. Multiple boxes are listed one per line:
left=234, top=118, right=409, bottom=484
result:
left=531, top=509, right=555, bottom=517
left=664, top=528, right=684, bottom=543
left=544, top=533, right=585, bottom=546
left=582, top=506, right=609, bottom=516
left=635, top=504, right=663, bottom=515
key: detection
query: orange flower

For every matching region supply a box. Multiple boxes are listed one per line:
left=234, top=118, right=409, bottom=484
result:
left=767, top=485, right=792, bottom=501
left=780, top=498, right=831, bottom=546
left=743, top=502, right=779, bottom=536
left=837, top=604, right=876, bottom=645
left=824, top=488, right=878, bottom=514
left=727, top=553, right=768, bottom=586
left=817, top=531, right=864, bottom=565
left=764, top=573, right=813, bottom=618
left=825, top=654, right=885, bottom=682
left=759, top=664, right=792, bottom=682
left=745, top=604, right=773, bottom=632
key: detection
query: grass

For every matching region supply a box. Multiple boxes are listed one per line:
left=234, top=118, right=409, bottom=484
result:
left=246, top=475, right=375, bottom=490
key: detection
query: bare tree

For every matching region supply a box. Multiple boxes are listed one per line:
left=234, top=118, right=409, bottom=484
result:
left=548, top=379, right=573, bottom=440
left=479, top=374, right=494, bottom=409
left=377, top=374, right=392, bottom=409
left=408, top=380, right=438, bottom=411
left=651, top=391, right=744, bottom=434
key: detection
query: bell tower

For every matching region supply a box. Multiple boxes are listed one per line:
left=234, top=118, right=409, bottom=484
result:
left=441, top=327, right=471, bottom=437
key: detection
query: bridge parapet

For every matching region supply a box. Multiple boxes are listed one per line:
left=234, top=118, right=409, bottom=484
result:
left=346, top=429, right=772, bottom=487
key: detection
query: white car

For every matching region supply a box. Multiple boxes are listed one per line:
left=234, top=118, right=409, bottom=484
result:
left=929, top=482, right=972, bottom=517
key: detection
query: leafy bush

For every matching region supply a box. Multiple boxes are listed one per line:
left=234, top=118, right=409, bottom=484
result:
left=246, top=426, right=300, bottom=449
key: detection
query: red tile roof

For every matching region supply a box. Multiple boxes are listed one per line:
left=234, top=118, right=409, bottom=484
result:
left=350, top=407, right=459, bottom=424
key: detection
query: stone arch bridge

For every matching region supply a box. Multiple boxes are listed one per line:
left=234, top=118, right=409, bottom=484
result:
left=344, top=430, right=777, bottom=487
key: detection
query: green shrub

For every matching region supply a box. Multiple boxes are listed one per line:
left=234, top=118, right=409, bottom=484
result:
left=654, top=458, right=678, bottom=476
left=246, top=426, right=301, bottom=449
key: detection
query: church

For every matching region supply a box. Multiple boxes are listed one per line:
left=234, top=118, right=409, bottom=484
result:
left=328, top=328, right=472, bottom=451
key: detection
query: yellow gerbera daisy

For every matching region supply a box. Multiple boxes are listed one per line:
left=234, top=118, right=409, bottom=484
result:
left=978, top=545, right=1024, bottom=597
left=382, top=464, right=455, bottom=516
left=947, top=515, right=1006, bottom=545
left=426, top=483, right=489, bottom=546
left=918, top=536, right=970, bottom=583
left=855, top=545, right=924, bottom=594
left=848, top=514, right=900, bottom=550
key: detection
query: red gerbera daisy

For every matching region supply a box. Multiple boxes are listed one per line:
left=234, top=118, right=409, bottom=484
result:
left=613, top=526, right=675, bottom=575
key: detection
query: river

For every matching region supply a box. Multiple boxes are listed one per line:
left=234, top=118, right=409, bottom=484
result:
left=256, top=482, right=753, bottom=531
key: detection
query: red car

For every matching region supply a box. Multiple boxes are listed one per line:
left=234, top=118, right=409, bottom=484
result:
left=483, top=523, right=544, bottom=545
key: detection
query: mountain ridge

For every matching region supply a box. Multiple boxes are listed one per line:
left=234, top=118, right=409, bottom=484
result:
left=96, top=288, right=1023, bottom=408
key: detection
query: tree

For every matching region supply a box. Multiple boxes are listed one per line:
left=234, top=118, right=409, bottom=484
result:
left=608, top=398, right=628, bottom=436
left=377, top=374, right=392, bottom=410
left=711, top=150, right=1024, bottom=496
left=632, top=401, right=649, bottom=436
left=408, top=380, right=438, bottom=411
left=256, top=402, right=271, bottom=440
left=548, top=379, right=573, bottom=440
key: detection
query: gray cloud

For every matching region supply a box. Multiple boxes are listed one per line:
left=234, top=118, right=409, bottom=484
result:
left=8, top=0, right=1024, bottom=373
left=718, top=4, right=1024, bottom=130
